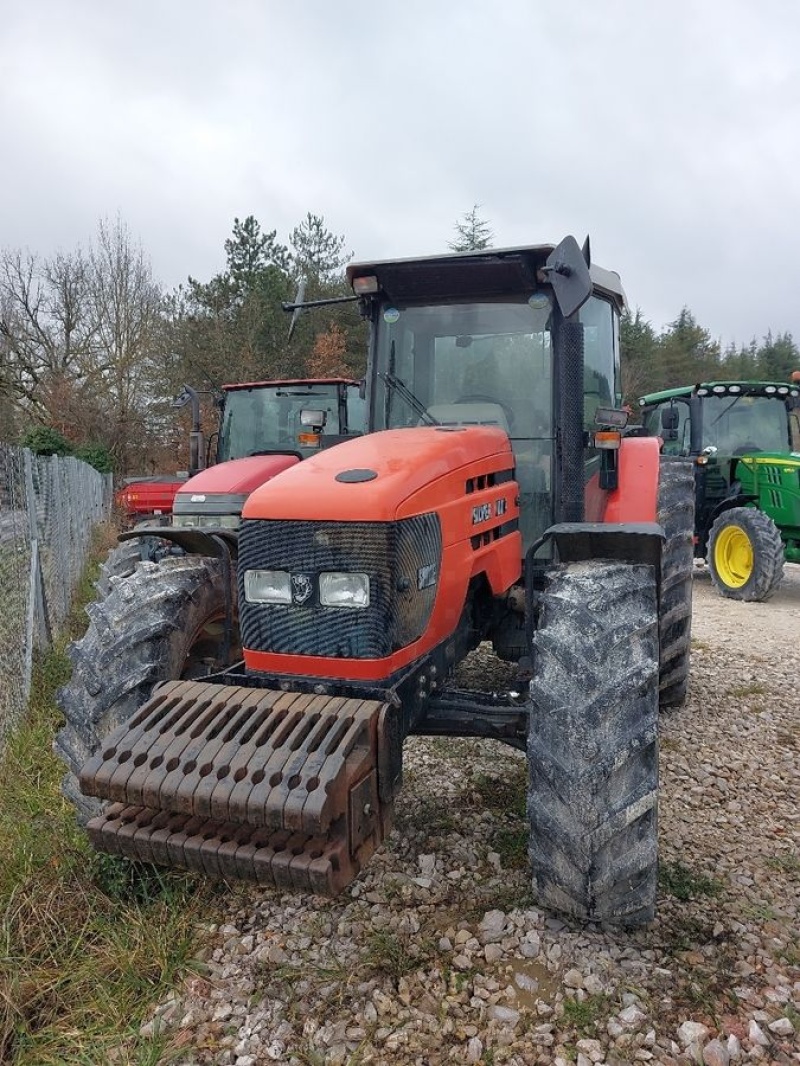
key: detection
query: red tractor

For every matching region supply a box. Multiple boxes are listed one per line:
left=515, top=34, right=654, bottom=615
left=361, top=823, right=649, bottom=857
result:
left=97, top=377, right=364, bottom=592
left=57, top=237, right=693, bottom=926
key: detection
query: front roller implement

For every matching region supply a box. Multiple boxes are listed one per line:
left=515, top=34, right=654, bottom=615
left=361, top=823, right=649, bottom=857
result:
left=79, top=680, right=393, bottom=895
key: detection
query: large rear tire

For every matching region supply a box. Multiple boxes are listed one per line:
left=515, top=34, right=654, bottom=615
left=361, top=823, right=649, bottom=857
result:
left=527, top=561, right=659, bottom=927
left=657, top=457, right=694, bottom=708
left=707, top=507, right=784, bottom=601
left=55, top=556, right=239, bottom=824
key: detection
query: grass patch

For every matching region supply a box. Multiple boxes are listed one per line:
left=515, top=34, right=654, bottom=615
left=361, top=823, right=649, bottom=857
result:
left=741, top=901, right=780, bottom=922
left=395, top=795, right=459, bottom=837
left=0, top=525, right=213, bottom=1065
left=490, top=826, right=529, bottom=870
left=363, top=929, right=434, bottom=981
left=468, top=765, right=527, bottom=818
left=561, top=993, right=614, bottom=1036
left=727, top=682, right=767, bottom=699
left=658, top=860, right=724, bottom=902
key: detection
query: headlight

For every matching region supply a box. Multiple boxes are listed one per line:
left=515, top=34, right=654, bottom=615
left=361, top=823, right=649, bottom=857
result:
left=200, top=514, right=240, bottom=529
left=244, top=570, right=292, bottom=604
left=319, top=572, right=370, bottom=608
left=173, top=514, right=240, bottom=529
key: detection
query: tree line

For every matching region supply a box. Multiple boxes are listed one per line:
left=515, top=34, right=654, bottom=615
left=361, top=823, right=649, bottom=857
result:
left=1, top=207, right=797, bottom=473
left=621, top=307, right=798, bottom=410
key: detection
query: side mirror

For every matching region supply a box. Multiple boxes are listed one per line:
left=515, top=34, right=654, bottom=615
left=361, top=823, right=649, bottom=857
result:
left=660, top=406, right=679, bottom=441
left=543, top=235, right=592, bottom=318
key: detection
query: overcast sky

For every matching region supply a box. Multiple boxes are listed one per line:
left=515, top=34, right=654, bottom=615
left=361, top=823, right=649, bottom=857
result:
left=2, top=1, right=799, bottom=351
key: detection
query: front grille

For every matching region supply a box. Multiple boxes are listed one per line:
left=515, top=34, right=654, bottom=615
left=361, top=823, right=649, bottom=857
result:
left=239, top=515, right=442, bottom=659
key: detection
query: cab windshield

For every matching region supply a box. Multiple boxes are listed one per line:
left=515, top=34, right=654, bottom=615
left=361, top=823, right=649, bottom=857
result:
left=371, top=294, right=617, bottom=549
left=702, top=395, right=790, bottom=454
left=218, top=383, right=345, bottom=461
left=644, top=394, right=792, bottom=456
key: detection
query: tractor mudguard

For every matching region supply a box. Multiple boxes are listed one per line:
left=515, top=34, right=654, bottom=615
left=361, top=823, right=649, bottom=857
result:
left=603, top=436, right=662, bottom=524
left=119, top=526, right=238, bottom=559
left=529, top=522, right=664, bottom=573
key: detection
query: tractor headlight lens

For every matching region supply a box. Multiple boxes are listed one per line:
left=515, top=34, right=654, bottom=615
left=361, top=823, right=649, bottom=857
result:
left=199, top=514, right=240, bottom=529
left=244, top=570, right=292, bottom=604
left=173, top=514, right=240, bottom=529
left=319, top=572, right=370, bottom=608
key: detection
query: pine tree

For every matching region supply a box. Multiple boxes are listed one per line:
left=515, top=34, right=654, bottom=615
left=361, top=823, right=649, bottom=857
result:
left=447, top=205, right=494, bottom=252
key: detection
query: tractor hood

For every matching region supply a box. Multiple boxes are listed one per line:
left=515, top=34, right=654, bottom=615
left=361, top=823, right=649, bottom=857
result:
left=176, top=455, right=300, bottom=499
left=173, top=454, right=300, bottom=518
left=242, top=425, right=515, bottom=525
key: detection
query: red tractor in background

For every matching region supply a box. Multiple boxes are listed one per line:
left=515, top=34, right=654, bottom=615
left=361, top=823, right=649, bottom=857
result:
left=100, top=377, right=365, bottom=591
left=58, top=237, right=694, bottom=927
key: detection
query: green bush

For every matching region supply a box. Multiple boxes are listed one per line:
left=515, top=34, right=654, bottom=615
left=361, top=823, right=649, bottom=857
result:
left=20, top=425, right=72, bottom=456
left=74, top=442, right=114, bottom=473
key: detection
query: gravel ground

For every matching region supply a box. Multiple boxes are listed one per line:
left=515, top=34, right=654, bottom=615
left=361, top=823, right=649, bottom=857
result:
left=143, top=566, right=799, bottom=1066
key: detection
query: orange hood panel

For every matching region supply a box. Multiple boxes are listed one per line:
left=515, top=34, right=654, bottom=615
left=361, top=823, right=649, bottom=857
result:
left=241, top=426, right=514, bottom=523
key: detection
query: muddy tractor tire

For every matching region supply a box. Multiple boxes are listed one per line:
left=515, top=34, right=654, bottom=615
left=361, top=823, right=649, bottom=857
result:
left=94, top=538, right=144, bottom=599
left=55, top=555, right=239, bottom=824
left=707, top=507, right=785, bottom=602
left=657, top=457, right=695, bottom=708
left=527, top=561, right=659, bottom=927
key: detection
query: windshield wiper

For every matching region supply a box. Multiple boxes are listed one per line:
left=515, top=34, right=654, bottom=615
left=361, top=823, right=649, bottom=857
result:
left=379, top=371, right=439, bottom=426
left=710, top=393, right=745, bottom=426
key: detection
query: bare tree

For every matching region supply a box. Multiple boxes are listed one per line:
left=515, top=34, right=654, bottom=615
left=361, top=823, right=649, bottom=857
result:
left=88, top=216, right=164, bottom=468
left=0, top=246, right=95, bottom=421
left=0, top=217, right=165, bottom=469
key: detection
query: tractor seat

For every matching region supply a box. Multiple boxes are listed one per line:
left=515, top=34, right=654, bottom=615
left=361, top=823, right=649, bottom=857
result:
left=423, top=402, right=511, bottom=434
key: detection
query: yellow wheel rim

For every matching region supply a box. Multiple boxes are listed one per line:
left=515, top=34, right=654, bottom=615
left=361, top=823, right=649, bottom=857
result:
left=714, top=525, right=753, bottom=588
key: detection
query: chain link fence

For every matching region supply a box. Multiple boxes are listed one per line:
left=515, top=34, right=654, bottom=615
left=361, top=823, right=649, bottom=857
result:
left=0, top=444, right=112, bottom=748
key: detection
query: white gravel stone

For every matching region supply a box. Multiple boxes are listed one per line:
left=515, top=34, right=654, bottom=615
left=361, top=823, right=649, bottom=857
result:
left=678, top=1020, right=710, bottom=1046
left=486, top=1004, right=521, bottom=1026
left=703, top=1038, right=730, bottom=1066
left=478, top=909, right=507, bottom=944
left=619, top=1004, right=648, bottom=1027
left=465, top=1036, right=483, bottom=1063
left=767, top=1016, right=795, bottom=1036
left=748, top=1020, right=769, bottom=1046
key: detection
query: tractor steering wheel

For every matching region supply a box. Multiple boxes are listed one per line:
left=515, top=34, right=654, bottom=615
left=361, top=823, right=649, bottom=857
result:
left=732, top=442, right=763, bottom=455
left=455, top=394, right=515, bottom=429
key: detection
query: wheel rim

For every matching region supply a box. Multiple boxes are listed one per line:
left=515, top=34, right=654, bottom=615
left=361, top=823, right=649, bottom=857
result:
left=182, top=611, right=240, bottom=678
left=714, top=525, right=753, bottom=588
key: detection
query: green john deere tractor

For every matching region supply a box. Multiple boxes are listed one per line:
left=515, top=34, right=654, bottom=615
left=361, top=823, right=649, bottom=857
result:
left=638, top=380, right=800, bottom=600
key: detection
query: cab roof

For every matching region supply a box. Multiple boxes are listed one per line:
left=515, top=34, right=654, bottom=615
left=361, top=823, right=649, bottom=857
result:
left=347, top=243, right=626, bottom=312
left=638, top=381, right=800, bottom=405
left=222, top=378, right=359, bottom=392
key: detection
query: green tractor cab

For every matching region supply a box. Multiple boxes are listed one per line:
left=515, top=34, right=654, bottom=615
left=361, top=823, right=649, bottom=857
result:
left=638, top=381, right=800, bottom=600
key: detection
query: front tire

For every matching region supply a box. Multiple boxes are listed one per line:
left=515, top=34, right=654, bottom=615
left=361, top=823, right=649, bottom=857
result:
left=707, top=507, right=784, bottom=601
left=657, top=458, right=694, bottom=708
left=528, top=561, right=659, bottom=927
left=55, top=555, right=239, bottom=824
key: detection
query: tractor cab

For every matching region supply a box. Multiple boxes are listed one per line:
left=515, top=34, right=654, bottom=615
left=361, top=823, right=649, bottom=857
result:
left=168, top=377, right=362, bottom=532
left=350, top=243, right=627, bottom=552
left=216, top=377, right=363, bottom=462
